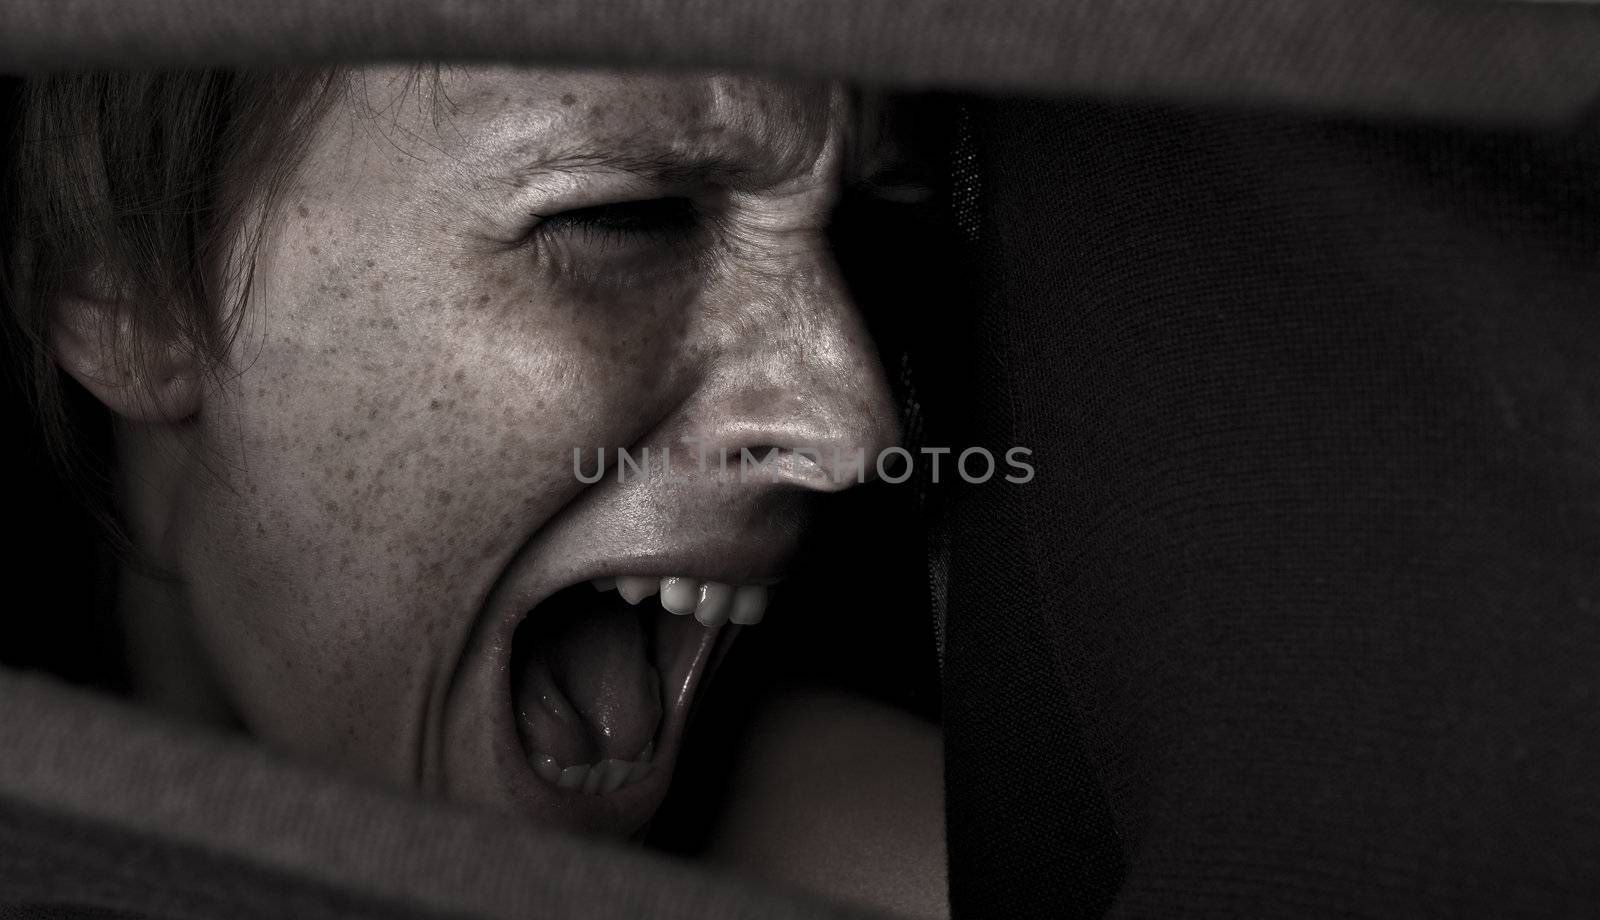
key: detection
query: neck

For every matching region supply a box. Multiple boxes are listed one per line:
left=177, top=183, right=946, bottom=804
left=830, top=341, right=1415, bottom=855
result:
left=114, top=418, right=238, bottom=728
left=117, top=560, right=237, bottom=726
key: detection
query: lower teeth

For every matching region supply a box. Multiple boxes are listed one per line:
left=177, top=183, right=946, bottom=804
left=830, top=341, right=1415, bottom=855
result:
left=534, top=741, right=656, bottom=795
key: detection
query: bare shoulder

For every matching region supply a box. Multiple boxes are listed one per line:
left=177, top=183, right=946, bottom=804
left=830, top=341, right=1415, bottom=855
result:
left=702, top=688, right=948, bottom=920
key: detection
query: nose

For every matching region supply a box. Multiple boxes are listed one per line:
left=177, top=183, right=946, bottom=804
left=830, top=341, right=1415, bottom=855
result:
left=675, top=252, right=901, bottom=492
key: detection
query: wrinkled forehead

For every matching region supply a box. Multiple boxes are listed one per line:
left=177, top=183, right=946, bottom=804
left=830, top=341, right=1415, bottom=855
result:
left=342, top=65, right=851, bottom=189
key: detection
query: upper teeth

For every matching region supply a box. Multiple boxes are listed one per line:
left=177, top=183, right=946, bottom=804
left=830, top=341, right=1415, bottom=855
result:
left=591, top=575, right=770, bottom=626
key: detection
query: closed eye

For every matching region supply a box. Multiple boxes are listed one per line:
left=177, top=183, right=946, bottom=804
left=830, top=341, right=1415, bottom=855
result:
left=535, top=197, right=701, bottom=245
left=526, top=195, right=713, bottom=290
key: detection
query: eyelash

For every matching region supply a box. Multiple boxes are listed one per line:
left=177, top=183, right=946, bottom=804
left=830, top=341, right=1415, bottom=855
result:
left=527, top=196, right=711, bottom=290
left=535, top=197, right=701, bottom=246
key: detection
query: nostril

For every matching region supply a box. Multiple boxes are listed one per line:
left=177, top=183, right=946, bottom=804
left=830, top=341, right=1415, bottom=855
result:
left=714, top=443, right=850, bottom=490
left=774, top=444, right=868, bottom=491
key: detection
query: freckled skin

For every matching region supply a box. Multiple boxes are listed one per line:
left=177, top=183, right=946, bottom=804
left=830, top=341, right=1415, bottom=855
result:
left=118, top=66, right=900, bottom=826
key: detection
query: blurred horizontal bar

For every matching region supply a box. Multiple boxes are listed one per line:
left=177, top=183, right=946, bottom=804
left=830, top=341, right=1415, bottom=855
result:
left=4, top=0, right=1600, bottom=126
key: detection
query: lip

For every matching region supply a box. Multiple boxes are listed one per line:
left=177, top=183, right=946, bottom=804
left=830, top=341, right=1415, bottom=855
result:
left=480, top=526, right=799, bottom=836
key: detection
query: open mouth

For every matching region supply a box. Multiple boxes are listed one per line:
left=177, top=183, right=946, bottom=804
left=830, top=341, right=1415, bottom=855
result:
left=507, top=575, right=771, bottom=805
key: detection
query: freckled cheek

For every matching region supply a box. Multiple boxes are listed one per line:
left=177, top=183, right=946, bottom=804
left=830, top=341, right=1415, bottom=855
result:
left=182, top=364, right=506, bottom=772
left=184, top=277, right=695, bottom=770
left=477, top=277, right=699, bottom=414
left=215, top=253, right=690, bottom=583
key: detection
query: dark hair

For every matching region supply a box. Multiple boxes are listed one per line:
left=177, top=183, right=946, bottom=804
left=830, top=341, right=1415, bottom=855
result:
left=2, top=69, right=342, bottom=554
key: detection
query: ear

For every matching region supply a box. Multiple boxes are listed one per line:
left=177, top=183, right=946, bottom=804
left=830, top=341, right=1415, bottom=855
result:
left=48, top=286, right=203, bottom=424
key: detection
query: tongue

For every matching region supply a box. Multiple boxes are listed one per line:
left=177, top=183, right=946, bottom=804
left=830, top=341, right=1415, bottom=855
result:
left=515, top=597, right=662, bottom=766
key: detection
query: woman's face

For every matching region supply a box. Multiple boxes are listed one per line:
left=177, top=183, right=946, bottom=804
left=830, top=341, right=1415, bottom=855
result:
left=131, top=65, right=899, bottom=836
